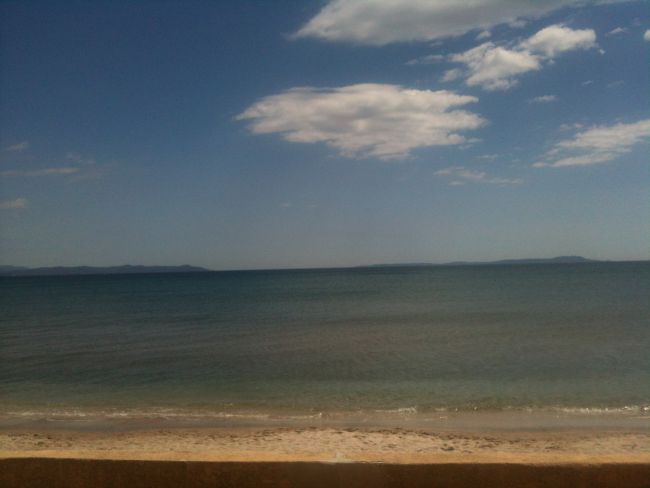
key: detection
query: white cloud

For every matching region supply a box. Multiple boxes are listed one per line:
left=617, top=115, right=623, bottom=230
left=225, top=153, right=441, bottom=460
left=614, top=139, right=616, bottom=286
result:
left=0, top=197, right=28, bottom=210
left=435, top=166, right=522, bottom=185
left=477, top=153, right=499, bottom=160
left=4, top=141, right=29, bottom=152
left=405, top=54, right=444, bottom=66
left=65, top=152, right=97, bottom=165
left=556, top=119, right=650, bottom=152
left=607, top=80, right=624, bottom=88
left=644, top=30, right=650, bottom=41
left=0, top=152, right=105, bottom=180
left=529, top=94, right=558, bottom=103
left=605, top=26, right=627, bottom=36
left=294, top=0, right=624, bottom=45
left=508, top=19, right=529, bottom=29
left=0, top=167, right=80, bottom=177
left=476, top=30, right=491, bottom=40
left=440, top=68, right=463, bottom=82
left=581, top=79, right=594, bottom=85
left=534, top=118, right=650, bottom=167
left=450, top=42, right=541, bottom=90
left=532, top=152, right=616, bottom=167
left=237, top=84, right=486, bottom=160
left=558, top=122, right=584, bottom=131
left=445, top=25, right=597, bottom=90
left=520, top=24, right=597, bottom=57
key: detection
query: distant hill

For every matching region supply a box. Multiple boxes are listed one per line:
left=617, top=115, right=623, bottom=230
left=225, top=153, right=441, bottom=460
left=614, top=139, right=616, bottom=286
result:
left=448, top=256, right=597, bottom=266
left=362, top=256, right=598, bottom=268
left=0, top=265, right=211, bottom=277
left=0, top=257, right=613, bottom=276
left=0, top=265, right=29, bottom=274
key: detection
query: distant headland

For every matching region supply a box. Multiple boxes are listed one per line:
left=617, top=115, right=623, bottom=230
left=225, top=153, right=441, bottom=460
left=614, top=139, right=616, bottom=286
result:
left=2, top=257, right=642, bottom=277
left=359, top=256, right=599, bottom=268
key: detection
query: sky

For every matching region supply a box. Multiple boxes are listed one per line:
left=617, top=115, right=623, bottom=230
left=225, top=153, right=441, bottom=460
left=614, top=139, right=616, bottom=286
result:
left=1, top=0, right=649, bottom=269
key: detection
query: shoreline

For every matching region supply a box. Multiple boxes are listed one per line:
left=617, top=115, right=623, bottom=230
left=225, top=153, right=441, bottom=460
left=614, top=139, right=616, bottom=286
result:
left=2, top=407, right=649, bottom=433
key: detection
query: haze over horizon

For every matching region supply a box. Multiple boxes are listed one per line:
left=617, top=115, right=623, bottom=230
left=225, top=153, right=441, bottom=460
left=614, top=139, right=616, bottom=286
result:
left=1, top=1, right=649, bottom=269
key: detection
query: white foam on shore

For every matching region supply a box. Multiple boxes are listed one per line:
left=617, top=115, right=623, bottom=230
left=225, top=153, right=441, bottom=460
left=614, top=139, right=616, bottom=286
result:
left=2, top=404, right=649, bottom=423
left=549, top=405, right=650, bottom=415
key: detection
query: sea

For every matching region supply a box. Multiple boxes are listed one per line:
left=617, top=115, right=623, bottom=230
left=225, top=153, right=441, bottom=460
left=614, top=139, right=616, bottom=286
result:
left=2, top=262, right=649, bottom=430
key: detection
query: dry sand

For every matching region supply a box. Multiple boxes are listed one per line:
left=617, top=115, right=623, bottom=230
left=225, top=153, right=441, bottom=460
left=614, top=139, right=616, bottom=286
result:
left=2, top=427, right=650, bottom=487
left=2, top=426, right=650, bottom=460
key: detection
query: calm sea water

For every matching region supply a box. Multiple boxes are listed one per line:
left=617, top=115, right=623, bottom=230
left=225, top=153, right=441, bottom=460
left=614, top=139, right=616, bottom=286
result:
left=1, top=262, right=649, bottom=423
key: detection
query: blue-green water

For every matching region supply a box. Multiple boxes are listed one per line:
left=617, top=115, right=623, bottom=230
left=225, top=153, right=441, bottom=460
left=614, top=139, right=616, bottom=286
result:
left=1, top=262, right=649, bottom=422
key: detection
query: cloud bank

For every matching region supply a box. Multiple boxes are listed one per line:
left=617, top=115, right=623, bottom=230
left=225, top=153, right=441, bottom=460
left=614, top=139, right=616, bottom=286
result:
left=534, top=118, right=650, bottom=167
left=447, top=25, right=596, bottom=90
left=237, top=84, right=486, bottom=160
left=294, top=0, right=623, bottom=45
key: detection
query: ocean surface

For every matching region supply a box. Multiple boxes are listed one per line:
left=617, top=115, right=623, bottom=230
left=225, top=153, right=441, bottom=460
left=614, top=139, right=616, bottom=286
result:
left=2, top=262, right=649, bottom=428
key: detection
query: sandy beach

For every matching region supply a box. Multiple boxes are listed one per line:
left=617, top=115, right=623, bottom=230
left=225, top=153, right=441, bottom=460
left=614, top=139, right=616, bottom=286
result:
left=2, top=426, right=650, bottom=487
left=3, top=425, right=650, bottom=459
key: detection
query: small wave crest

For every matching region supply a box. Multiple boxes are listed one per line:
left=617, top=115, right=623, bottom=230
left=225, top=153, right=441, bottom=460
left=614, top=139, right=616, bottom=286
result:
left=2, top=404, right=649, bottom=426
left=547, top=405, right=650, bottom=415
left=0, top=406, right=327, bottom=423
left=373, top=407, right=418, bottom=415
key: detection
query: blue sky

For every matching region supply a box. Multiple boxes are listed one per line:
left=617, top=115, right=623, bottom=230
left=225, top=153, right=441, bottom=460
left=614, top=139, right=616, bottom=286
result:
left=1, top=0, right=649, bottom=269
